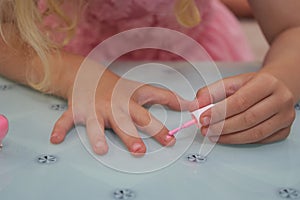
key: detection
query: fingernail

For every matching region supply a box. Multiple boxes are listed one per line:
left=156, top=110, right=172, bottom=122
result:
left=94, top=141, right=108, bottom=155
left=51, top=132, right=58, bottom=137
left=164, top=135, right=176, bottom=146
left=165, top=134, right=173, bottom=142
left=201, top=116, right=210, bottom=126
left=131, top=143, right=142, bottom=153
left=51, top=133, right=61, bottom=142
left=95, top=141, right=104, bottom=148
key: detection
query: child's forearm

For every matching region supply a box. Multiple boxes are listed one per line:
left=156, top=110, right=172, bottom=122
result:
left=260, top=27, right=300, bottom=103
left=249, top=0, right=300, bottom=103
left=0, top=37, right=31, bottom=86
left=30, top=52, right=84, bottom=98
left=220, top=0, right=252, bottom=18
left=0, top=34, right=82, bottom=99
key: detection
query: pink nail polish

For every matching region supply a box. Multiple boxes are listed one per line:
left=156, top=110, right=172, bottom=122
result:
left=131, top=143, right=142, bottom=153
left=165, top=134, right=176, bottom=146
left=168, top=119, right=197, bottom=136
left=164, top=135, right=174, bottom=144
left=0, top=115, right=8, bottom=150
left=51, top=133, right=61, bottom=140
left=168, top=104, right=214, bottom=136
left=165, top=134, right=173, bottom=140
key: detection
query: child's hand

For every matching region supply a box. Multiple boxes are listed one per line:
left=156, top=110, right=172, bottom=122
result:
left=193, top=72, right=296, bottom=144
left=49, top=60, right=191, bottom=156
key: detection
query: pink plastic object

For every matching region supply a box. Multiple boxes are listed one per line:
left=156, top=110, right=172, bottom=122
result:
left=168, top=104, right=214, bottom=136
left=0, top=114, right=8, bottom=148
left=168, top=119, right=197, bottom=136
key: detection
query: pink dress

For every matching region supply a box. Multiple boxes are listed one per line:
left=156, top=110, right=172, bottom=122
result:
left=42, top=0, right=254, bottom=61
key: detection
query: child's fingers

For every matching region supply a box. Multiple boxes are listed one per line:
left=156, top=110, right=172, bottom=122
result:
left=209, top=113, right=291, bottom=144
left=109, top=111, right=146, bottom=157
left=130, top=102, right=176, bottom=147
left=200, top=73, right=275, bottom=126
left=195, top=73, right=253, bottom=108
left=134, top=84, right=192, bottom=111
left=85, top=117, right=108, bottom=155
left=259, top=127, right=290, bottom=144
left=202, top=94, right=279, bottom=136
left=50, top=109, right=74, bottom=144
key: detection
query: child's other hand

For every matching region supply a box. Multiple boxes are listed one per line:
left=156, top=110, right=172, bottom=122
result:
left=193, top=72, right=296, bottom=144
left=49, top=61, right=191, bottom=156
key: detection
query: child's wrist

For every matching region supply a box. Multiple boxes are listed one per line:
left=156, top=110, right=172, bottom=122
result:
left=51, top=52, right=84, bottom=99
left=30, top=52, right=83, bottom=99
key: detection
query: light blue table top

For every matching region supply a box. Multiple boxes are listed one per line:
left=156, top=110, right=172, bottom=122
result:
left=0, top=62, right=299, bottom=200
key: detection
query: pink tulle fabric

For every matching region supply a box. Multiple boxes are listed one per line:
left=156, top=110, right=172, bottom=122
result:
left=41, top=0, right=254, bottom=61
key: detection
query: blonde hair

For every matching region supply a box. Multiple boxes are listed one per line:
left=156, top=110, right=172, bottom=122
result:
left=0, top=0, right=81, bottom=91
left=174, top=0, right=201, bottom=28
left=0, top=0, right=199, bottom=91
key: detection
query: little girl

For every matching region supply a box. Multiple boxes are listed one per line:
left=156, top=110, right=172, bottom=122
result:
left=0, top=0, right=299, bottom=155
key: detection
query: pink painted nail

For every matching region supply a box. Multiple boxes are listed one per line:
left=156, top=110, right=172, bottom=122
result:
left=131, top=143, right=142, bottom=153
left=165, top=135, right=173, bottom=141
left=51, top=133, right=61, bottom=140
